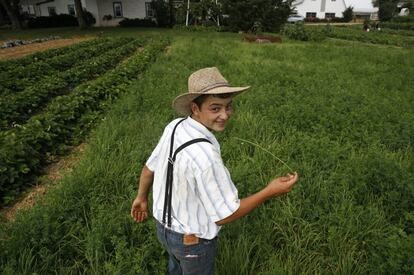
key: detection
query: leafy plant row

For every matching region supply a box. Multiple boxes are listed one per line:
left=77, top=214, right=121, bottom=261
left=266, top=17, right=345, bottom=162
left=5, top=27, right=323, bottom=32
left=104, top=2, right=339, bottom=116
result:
left=380, top=22, right=414, bottom=31
left=0, top=38, right=168, bottom=206
left=326, top=26, right=414, bottom=48
left=0, top=37, right=133, bottom=95
left=0, top=38, right=146, bottom=131
left=0, top=37, right=107, bottom=72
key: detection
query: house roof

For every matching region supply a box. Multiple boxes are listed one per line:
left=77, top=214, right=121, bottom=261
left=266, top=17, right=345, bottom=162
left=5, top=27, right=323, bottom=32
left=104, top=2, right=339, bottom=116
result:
left=293, top=0, right=378, bottom=13
left=344, top=0, right=378, bottom=13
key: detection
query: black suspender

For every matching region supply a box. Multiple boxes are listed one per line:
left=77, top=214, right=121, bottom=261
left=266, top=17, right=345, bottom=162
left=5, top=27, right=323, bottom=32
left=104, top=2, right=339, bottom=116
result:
left=162, top=118, right=212, bottom=228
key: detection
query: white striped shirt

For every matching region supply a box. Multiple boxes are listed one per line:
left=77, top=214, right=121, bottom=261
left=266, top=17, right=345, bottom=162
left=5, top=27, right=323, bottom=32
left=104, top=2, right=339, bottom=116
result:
left=146, top=116, right=240, bottom=239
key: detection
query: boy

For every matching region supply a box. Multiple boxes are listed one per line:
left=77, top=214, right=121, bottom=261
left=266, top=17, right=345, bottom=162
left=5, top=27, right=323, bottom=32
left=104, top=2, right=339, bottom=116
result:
left=131, top=67, right=298, bottom=275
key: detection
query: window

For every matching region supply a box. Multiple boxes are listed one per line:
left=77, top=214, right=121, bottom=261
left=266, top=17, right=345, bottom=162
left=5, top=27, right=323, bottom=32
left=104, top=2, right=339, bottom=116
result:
left=68, top=4, right=75, bottom=16
left=48, top=7, right=57, bottom=16
left=306, top=12, right=316, bottom=18
left=325, top=13, right=335, bottom=19
left=145, top=2, right=154, bottom=18
left=113, top=2, right=123, bottom=18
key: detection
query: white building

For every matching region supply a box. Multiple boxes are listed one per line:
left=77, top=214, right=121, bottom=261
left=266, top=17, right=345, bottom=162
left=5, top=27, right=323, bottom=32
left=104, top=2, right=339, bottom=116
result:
left=20, top=0, right=157, bottom=26
left=292, top=0, right=378, bottom=20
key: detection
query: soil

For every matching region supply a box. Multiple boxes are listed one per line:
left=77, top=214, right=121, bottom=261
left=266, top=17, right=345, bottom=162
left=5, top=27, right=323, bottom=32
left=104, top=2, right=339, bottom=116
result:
left=243, top=34, right=282, bottom=43
left=0, top=143, right=87, bottom=221
left=0, top=36, right=95, bottom=61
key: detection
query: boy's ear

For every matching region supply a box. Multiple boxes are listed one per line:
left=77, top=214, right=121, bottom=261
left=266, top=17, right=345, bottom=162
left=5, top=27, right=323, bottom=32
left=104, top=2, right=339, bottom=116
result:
left=190, top=102, right=199, bottom=115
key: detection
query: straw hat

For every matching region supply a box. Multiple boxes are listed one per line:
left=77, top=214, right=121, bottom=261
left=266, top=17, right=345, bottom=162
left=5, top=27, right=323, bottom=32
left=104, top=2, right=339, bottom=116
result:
left=172, top=67, right=250, bottom=115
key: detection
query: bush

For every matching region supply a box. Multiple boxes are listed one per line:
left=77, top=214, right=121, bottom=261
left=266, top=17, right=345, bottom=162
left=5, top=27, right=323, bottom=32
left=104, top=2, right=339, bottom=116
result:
left=84, top=10, right=96, bottom=26
left=304, top=17, right=346, bottom=23
left=221, top=0, right=292, bottom=32
left=27, top=14, right=78, bottom=28
left=281, top=22, right=326, bottom=41
left=173, top=24, right=220, bottom=32
left=119, top=18, right=157, bottom=27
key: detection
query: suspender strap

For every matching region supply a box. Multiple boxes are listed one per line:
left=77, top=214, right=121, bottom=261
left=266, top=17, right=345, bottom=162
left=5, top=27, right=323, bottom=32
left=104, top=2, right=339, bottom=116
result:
left=162, top=118, right=186, bottom=226
left=162, top=119, right=212, bottom=227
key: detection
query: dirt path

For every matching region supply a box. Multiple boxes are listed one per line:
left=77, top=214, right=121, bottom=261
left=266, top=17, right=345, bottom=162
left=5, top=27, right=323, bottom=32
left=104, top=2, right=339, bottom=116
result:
left=0, top=36, right=95, bottom=61
left=0, top=143, right=87, bottom=221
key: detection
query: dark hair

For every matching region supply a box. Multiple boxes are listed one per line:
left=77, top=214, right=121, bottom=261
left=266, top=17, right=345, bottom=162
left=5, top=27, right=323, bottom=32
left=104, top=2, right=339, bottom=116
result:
left=192, top=94, right=233, bottom=110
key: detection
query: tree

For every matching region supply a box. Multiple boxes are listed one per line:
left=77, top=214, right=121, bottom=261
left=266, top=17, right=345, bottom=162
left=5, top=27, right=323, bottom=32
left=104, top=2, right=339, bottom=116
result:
left=222, top=0, right=293, bottom=32
left=0, top=0, right=22, bottom=29
left=168, top=0, right=175, bottom=27
left=151, top=0, right=171, bottom=27
left=74, top=0, right=87, bottom=29
left=372, top=0, right=413, bottom=21
left=342, top=6, right=354, bottom=22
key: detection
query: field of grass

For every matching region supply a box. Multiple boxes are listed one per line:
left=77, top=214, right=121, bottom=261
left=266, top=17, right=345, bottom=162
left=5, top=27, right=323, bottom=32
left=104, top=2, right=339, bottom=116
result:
left=1, top=28, right=413, bottom=274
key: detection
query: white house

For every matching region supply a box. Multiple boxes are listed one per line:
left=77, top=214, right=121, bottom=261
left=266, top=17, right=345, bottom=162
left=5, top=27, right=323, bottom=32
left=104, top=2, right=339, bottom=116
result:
left=20, top=0, right=158, bottom=26
left=292, top=0, right=378, bottom=20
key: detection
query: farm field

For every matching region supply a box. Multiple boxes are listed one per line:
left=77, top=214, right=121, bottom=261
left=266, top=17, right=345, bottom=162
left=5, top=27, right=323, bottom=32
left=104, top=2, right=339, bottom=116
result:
left=0, top=27, right=413, bottom=274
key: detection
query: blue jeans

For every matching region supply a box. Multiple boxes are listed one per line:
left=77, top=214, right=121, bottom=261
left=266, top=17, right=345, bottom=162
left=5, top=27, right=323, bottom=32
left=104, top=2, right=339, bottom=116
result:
left=156, top=220, right=218, bottom=275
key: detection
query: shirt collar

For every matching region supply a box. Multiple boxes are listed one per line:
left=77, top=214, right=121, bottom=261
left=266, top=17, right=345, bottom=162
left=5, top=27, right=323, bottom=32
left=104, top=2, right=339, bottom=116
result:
left=186, top=116, right=221, bottom=151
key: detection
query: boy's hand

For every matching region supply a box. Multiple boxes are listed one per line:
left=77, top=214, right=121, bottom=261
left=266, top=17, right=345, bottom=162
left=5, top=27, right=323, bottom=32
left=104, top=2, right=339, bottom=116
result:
left=131, top=196, right=149, bottom=223
left=265, top=172, right=299, bottom=198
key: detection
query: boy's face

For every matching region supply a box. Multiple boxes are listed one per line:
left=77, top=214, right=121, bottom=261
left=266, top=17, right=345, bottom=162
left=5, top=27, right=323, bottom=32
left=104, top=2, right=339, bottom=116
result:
left=191, top=95, right=233, bottom=132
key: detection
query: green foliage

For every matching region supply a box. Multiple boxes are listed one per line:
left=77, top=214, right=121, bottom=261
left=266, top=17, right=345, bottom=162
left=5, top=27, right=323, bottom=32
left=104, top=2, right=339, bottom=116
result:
left=0, top=38, right=125, bottom=94
left=0, top=29, right=413, bottom=274
left=0, top=38, right=169, bottom=205
left=119, top=18, right=157, bottom=27
left=151, top=0, right=172, bottom=27
left=222, top=0, right=293, bottom=32
left=381, top=21, right=414, bottom=30
left=391, top=15, right=414, bottom=22
left=342, top=6, right=354, bottom=22
left=324, top=25, right=414, bottom=47
left=375, top=0, right=399, bottom=21
left=0, top=38, right=140, bottom=130
left=27, top=14, right=78, bottom=28
left=281, top=23, right=327, bottom=41
left=0, top=38, right=107, bottom=75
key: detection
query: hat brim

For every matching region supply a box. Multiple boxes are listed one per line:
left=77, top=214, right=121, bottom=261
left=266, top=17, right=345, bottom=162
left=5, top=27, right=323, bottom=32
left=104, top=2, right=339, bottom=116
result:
left=172, top=86, right=250, bottom=116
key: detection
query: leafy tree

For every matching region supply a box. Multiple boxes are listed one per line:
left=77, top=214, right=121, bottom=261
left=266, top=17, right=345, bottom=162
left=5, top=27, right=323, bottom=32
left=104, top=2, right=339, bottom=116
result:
left=372, top=0, right=414, bottom=21
left=0, top=0, right=22, bottom=29
left=222, top=0, right=293, bottom=32
left=342, top=6, right=354, bottom=22
left=151, top=0, right=171, bottom=27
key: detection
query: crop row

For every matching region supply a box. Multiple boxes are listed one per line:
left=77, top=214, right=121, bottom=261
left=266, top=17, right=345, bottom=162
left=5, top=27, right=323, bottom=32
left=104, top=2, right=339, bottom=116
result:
left=380, top=22, right=414, bottom=31
left=0, top=37, right=106, bottom=72
left=0, top=38, right=146, bottom=131
left=326, top=26, right=414, bottom=47
left=0, top=38, right=168, bottom=206
left=0, top=37, right=133, bottom=95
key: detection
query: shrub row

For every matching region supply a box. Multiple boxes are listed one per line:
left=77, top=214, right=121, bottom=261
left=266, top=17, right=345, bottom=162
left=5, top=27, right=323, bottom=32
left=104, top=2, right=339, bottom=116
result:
left=304, top=17, right=349, bottom=23
left=0, top=38, right=106, bottom=73
left=0, top=38, right=132, bottom=94
left=119, top=18, right=157, bottom=27
left=0, top=38, right=145, bottom=131
left=27, top=13, right=96, bottom=28
left=0, top=38, right=169, bottom=206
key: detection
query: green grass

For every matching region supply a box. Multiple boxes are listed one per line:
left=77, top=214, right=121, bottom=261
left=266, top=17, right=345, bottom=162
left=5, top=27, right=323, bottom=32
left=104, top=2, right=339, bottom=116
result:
left=0, top=28, right=413, bottom=274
